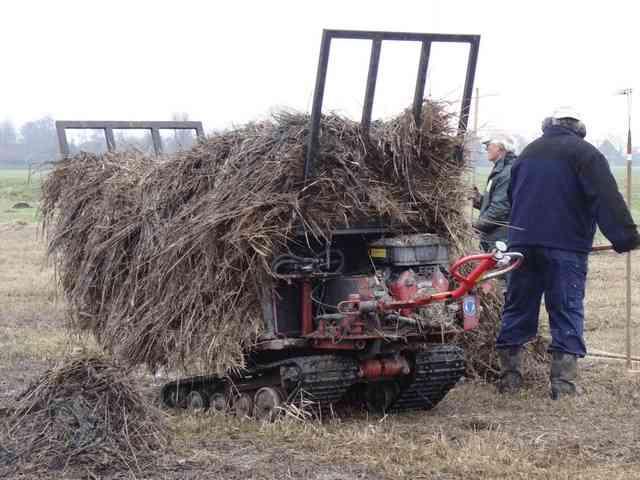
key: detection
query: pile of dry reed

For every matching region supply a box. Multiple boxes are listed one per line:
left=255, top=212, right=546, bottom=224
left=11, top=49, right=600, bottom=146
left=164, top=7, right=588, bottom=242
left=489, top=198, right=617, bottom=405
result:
left=0, top=356, right=168, bottom=476
left=41, top=102, right=547, bottom=379
left=460, top=289, right=550, bottom=381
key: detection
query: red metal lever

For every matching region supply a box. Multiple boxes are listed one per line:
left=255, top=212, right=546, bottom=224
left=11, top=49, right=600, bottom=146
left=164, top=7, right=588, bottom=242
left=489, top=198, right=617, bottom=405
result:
left=447, top=253, right=497, bottom=299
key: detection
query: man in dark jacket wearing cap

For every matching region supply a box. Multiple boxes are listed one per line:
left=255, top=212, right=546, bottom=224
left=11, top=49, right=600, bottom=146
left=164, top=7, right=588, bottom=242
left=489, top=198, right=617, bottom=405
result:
left=496, top=107, right=640, bottom=399
left=472, top=136, right=516, bottom=252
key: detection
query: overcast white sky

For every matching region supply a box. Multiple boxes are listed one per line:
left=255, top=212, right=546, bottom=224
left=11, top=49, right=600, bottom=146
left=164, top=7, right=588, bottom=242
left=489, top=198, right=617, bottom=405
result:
left=2, top=0, right=639, bottom=146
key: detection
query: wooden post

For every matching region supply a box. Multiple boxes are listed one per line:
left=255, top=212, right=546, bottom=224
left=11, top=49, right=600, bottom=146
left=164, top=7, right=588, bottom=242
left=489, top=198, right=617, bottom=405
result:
left=624, top=89, right=633, bottom=370
left=616, top=88, right=635, bottom=370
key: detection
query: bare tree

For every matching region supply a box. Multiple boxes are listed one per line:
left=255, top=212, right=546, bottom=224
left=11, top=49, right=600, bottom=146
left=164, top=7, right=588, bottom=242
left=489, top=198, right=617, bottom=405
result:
left=169, top=112, right=195, bottom=152
left=20, top=116, right=58, bottom=160
left=598, top=139, right=625, bottom=166
left=0, top=119, right=17, bottom=146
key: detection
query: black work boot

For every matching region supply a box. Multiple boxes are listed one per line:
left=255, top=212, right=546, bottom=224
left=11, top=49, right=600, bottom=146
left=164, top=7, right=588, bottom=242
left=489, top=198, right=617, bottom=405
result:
left=497, top=347, right=523, bottom=394
left=550, top=351, right=577, bottom=400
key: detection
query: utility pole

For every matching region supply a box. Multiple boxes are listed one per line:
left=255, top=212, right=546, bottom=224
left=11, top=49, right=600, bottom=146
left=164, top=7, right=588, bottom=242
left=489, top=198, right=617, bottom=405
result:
left=617, top=88, right=633, bottom=370
left=470, top=87, right=479, bottom=223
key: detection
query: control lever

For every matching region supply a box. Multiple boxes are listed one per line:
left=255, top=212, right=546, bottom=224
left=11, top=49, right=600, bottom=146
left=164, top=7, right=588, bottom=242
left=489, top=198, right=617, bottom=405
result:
left=337, top=244, right=524, bottom=314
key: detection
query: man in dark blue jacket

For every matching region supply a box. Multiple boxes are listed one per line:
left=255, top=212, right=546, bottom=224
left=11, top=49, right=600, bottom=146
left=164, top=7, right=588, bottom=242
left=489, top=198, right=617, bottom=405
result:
left=496, top=107, right=640, bottom=399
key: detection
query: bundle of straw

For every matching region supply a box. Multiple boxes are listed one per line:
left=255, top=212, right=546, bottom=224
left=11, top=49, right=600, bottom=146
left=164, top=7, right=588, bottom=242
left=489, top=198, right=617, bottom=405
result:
left=1, top=357, right=168, bottom=475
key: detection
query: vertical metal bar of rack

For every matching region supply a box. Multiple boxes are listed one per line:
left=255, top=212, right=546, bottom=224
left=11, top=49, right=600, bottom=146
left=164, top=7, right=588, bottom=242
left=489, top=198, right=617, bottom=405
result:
left=104, top=128, right=116, bottom=152
left=412, top=41, right=432, bottom=127
left=306, top=31, right=333, bottom=181
left=361, top=38, right=382, bottom=133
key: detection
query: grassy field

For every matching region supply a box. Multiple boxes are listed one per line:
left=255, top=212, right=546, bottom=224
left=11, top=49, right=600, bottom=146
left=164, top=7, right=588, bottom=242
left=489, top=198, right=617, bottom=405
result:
left=2, top=168, right=640, bottom=478
left=0, top=169, right=45, bottom=224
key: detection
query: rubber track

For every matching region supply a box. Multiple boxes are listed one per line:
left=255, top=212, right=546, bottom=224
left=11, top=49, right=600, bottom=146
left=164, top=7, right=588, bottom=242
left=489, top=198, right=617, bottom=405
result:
left=390, top=344, right=465, bottom=411
left=160, top=355, right=361, bottom=408
left=289, top=355, right=360, bottom=405
left=161, top=347, right=464, bottom=413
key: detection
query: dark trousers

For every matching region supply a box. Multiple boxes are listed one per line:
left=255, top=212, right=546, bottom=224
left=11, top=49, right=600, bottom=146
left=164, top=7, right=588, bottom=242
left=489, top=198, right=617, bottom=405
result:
left=497, top=247, right=588, bottom=357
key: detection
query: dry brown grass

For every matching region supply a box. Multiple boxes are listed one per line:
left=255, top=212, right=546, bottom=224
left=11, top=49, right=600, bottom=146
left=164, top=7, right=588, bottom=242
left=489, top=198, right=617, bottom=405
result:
left=0, top=224, right=67, bottom=405
left=169, top=364, right=640, bottom=479
left=584, top=250, right=640, bottom=358
left=2, top=226, right=640, bottom=479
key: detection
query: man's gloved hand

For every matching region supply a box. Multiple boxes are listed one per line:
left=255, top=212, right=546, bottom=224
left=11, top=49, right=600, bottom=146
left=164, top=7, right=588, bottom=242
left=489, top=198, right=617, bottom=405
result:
left=472, top=218, right=487, bottom=232
left=468, top=186, right=482, bottom=208
left=613, top=230, right=640, bottom=253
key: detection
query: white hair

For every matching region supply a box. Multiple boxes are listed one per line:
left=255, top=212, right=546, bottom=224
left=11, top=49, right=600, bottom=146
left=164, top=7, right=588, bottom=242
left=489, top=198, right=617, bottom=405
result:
left=485, top=135, right=515, bottom=153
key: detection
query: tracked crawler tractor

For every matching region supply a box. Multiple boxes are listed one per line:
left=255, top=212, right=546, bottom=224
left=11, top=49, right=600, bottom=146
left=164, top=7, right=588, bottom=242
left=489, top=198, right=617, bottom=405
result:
left=54, top=30, right=521, bottom=418
left=161, top=234, right=521, bottom=418
left=157, top=30, right=521, bottom=418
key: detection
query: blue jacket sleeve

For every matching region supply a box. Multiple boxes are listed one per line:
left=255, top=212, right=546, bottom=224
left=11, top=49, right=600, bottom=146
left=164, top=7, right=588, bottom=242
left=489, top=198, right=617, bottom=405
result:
left=573, top=146, right=640, bottom=253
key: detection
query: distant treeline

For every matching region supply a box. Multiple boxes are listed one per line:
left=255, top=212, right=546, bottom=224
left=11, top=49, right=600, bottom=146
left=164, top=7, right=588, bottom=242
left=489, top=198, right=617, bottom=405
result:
left=1, top=115, right=637, bottom=168
left=0, top=116, right=58, bottom=167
